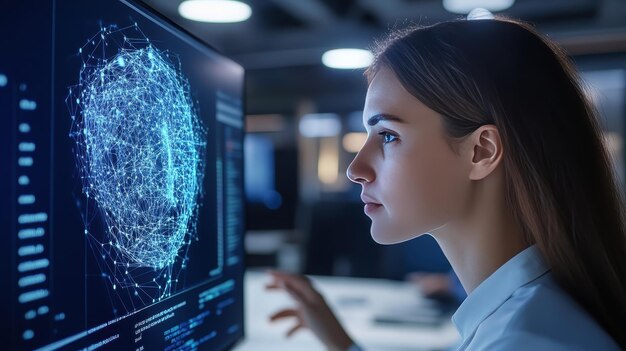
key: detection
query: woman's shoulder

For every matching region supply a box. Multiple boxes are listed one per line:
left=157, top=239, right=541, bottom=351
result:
left=471, top=273, right=621, bottom=351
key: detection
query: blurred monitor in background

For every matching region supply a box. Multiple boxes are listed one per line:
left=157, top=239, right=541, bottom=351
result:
left=244, top=132, right=298, bottom=231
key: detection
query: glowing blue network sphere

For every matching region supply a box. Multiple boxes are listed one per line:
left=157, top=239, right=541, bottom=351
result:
left=71, top=37, right=206, bottom=269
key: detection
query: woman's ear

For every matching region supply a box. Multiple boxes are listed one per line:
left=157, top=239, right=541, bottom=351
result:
left=467, top=125, right=503, bottom=181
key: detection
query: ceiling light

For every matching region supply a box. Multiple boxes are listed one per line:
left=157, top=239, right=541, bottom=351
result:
left=299, top=113, right=341, bottom=138
left=467, top=8, right=495, bottom=20
left=178, top=0, right=252, bottom=23
left=322, top=49, right=373, bottom=69
left=443, top=0, right=514, bottom=14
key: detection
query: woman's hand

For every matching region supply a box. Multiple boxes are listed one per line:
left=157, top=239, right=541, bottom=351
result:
left=265, top=270, right=355, bottom=351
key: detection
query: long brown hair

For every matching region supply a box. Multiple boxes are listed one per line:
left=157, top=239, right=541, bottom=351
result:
left=366, top=17, right=626, bottom=347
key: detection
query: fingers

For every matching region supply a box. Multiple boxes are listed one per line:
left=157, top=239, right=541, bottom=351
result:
left=283, top=279, right=314, bottom=305
left=267, top=271, right=320, bottom=304
left=269, top=308, right=298, bottom=322
left=286, top=322, right=303, bottom=338
left=269, top=308, right=304, bottom=338
left=265, top=270, right=295, bottom=290
left=267, top=271, right=312, bottom=289
left=267, top=270, right=313, bottom=286
left=265, top=282, right=282, bottom=290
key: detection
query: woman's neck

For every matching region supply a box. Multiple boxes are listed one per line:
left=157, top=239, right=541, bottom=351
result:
left=431, top=177, right=528, bottom=294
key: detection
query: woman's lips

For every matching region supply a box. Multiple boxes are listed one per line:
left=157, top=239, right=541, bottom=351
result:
left=361, top=194, right=382, bottom=214
left=364, top=203, right=383, bottom=214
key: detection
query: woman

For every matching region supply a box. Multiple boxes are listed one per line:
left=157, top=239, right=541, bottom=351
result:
left=267, top=16, right=626, bottom=350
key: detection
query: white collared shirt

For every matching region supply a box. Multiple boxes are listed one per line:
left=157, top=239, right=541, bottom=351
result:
left=451, top=244, right=620, bottom=350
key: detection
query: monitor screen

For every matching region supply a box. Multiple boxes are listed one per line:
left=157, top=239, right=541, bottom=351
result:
left=0, top=1, right=246, bottom=350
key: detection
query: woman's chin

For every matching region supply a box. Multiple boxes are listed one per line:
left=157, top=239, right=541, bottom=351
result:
left=370, top=227, right=423, bottom=245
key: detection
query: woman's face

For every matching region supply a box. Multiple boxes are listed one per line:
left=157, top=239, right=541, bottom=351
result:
left=347, top=66, right=471, bottom=244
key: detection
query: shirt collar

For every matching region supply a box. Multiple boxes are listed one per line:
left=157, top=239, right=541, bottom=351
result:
left=451, top=244, right=551, bottom=340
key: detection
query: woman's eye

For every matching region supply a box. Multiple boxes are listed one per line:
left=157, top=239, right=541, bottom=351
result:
left=378, top=131, right=399, bottom=144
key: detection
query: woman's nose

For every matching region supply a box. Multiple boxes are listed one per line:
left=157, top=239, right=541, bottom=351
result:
left=346, top=152, right=374, bottom=184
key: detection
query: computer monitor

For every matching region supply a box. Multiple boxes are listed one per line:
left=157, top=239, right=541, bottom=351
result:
left=0, top=1, right=246, bottom=350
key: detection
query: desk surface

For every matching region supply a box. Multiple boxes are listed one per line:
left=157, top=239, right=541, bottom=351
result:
left=236, top=270, right=460, bottom=351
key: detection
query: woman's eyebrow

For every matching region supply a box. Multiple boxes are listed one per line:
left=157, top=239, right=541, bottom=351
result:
left=367, top=113, right=406, bottom=126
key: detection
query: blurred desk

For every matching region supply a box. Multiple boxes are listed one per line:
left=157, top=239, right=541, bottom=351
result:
left=235, top=270, right=460, bottom=351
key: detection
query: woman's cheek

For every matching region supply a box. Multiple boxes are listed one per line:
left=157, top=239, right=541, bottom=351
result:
left=397, top=149, right=458, bottom=230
